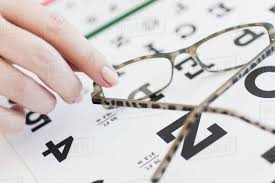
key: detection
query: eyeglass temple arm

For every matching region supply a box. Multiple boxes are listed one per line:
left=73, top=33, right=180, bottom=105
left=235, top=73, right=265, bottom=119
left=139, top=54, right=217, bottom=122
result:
left=91, top=89, right=275, bottom=135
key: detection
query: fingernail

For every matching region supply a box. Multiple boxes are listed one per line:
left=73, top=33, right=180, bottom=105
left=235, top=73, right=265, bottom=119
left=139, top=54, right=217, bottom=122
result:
left=101, top=66, right=119, bottom=86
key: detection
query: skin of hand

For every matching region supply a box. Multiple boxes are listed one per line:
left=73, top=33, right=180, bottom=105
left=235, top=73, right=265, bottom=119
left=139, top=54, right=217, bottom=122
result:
left=0, top=0, right=119, bottom=133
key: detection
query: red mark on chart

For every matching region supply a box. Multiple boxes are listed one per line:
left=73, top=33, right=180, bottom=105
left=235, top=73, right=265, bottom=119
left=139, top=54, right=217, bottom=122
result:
left=41, top=0, right=55, bottom=6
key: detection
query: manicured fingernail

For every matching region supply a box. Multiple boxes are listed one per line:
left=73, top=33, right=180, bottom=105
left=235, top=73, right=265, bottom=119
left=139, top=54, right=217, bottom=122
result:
left=101, top=66, right=119, bottom=86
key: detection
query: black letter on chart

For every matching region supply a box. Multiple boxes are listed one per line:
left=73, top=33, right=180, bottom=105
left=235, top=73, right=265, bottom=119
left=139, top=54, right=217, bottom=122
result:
left=145, top=43, right=164, bottom=54
left=43, top=136, right=74, bottom=163
left=245, top=66, right=275, bottom=98
left=208, top=3, right=233, bottom=18
left=175, top=23, right=197, bottom=39
left=26, top=112, right=52, bottom=132
left=234, top=29, right=265, bottom=47
left=175, top=56, right=214, bottom=79
left=157, top=112, right=227, bottom=159
left=128, top=83, right=164, bottom=101
left=91, top=180, right=104, bottom=183
left=269, top=5, right=275, bottom=14
left=111, top=35, right=130, bottom=48
left=262, top=146, right=275, bottom=164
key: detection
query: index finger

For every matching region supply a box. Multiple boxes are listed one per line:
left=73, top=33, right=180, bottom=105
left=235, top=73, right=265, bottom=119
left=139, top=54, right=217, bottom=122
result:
left=0, top=0, right=118, bottom=87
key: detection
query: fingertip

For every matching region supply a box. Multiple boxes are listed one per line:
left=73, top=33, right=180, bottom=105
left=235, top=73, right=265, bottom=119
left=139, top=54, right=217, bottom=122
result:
left=100, top=66, right=119, bottom=87
left=81, top=48, right=119, bottom=88
left=31, top=94, right=57, bottom=115
left=43, top=95, right=57, bottom=114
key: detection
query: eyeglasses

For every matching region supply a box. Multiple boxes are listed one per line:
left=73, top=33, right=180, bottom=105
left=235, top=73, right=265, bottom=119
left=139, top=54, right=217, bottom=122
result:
left=91, top=22, right=275, bottom=182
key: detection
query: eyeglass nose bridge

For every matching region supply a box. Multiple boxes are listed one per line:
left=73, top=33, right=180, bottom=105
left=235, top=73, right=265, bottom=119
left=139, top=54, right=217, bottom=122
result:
left=167, top=46, right=197, bottom=62
left=168, top=45, right=198, bottom=65
left=168, top=45, right=216, bottom=74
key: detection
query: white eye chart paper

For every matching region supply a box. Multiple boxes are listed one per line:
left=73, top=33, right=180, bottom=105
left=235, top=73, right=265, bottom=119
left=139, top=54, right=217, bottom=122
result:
left=3, top=0, right=275, bottom=183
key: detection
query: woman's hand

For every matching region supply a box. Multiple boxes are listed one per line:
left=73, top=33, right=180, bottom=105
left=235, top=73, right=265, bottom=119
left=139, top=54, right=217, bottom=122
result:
left=0, top=0, right=119, bottom=133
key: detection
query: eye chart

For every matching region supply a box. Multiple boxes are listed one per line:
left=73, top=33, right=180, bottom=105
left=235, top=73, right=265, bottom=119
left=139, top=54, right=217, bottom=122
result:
left=2, top=0, right=275, bottom=182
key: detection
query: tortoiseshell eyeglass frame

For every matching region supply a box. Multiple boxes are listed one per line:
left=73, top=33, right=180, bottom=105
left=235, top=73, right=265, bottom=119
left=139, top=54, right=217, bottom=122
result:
left=91, top=22, right=275, bottom=182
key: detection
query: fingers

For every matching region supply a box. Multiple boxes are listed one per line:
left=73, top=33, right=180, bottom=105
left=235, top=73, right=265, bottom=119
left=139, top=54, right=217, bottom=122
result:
left=0, top=0, right=119, bottom=87
left=0, top=57, right=56, bottom=114
left=0, top=17, right=82, bottom=104
left=0, top=105, right=25, bottom=133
